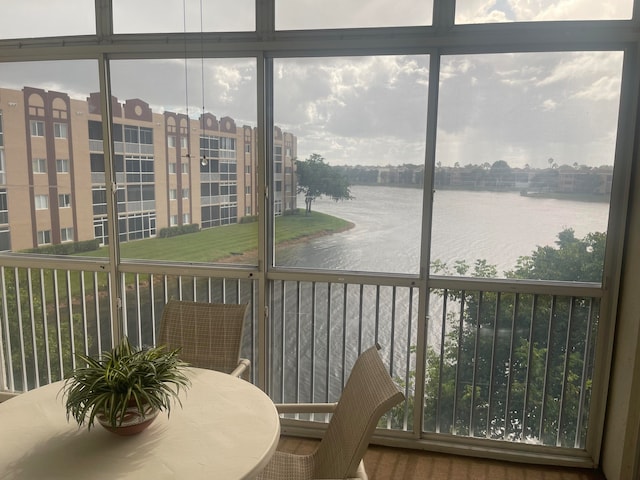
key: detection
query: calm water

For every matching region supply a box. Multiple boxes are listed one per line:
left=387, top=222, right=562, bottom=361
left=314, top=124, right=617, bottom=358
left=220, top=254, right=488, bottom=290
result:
left=277, top=186, right=609, bottom=276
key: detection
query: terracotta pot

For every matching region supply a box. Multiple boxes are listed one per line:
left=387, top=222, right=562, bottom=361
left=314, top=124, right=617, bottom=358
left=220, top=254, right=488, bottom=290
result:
left=96, top=402, right=159, bottom=436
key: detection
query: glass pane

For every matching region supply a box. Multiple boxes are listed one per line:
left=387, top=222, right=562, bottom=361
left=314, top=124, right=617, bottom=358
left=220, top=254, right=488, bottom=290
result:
left=113, top=0, right=255, bottom=33
left=433, top=52, right=623, bottom=281
left=0, top=0, right=95, bottom=39
left=456, top=0, right=632, bottom=23
left=273, top=55, right=430, bottom=274
left=109, top=58, right=258, bottom=264
left=0, top=60, right=100, bottom=254
left=276, top=0, right=432, bottom=30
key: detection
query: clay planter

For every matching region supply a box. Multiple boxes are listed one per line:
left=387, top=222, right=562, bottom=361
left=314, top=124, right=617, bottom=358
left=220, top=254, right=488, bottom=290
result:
left=96, top=401, right=159, bottom=436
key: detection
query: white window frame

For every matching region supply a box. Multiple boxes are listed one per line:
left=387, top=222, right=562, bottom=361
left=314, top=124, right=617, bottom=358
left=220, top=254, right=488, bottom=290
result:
left=36, top=230, right=51, bottom=245
left=56, top=158, right=70, bottom=173
left=53, top=122, right=68, bottom=139
left=30, top=120, right=45, bottom=137
left=58, top=193, right=71, bottom=208
left=34, top=194, right=49, bottom=210
left=32, top=158, right=47, bottom=173
left=60, top=227, right=74, bottom=242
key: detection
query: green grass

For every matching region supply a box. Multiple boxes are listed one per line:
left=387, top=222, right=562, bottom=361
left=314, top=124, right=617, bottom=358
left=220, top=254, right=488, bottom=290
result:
left=77, top=209, right=353, bottom=263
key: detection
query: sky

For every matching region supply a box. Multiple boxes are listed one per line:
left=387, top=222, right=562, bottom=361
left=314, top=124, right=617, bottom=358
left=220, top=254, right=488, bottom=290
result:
left=0, top=0, right=631, bottom=169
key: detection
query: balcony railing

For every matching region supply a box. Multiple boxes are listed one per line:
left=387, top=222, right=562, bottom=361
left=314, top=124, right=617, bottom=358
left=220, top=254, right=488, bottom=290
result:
left=0, top=259, right=600, bottom=459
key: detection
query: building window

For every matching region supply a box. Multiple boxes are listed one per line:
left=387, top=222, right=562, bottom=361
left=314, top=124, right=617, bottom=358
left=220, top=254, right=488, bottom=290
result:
left=30, top=120, right=45, bottom=137
left=58, top=193, right=71, bottom=208
left=181, top=163, right=189, bottom=174
left=34, top=194, right=49, bottom=210
left=169, top=189, right=177, bottom=200
left=182, top=213, right=190, bottom=224
left=37, top=230, right=51, bottom=245
left=0, top=111, right=3, bottom=147
left=180, top=136, right=188, bottom=149
left=245, top=186, right=251, bottom=194
left=245, top=143, right=251, bottom=153
left=245, top=165, right=251, bottom=174
left=170, top=215, right=178, bottom=226
left=32, top=158, right=47, bottom=173
left=168, top=135, right=176, bottom=148
left=60, top=227, right=74, bottom=242
left=124, top=125, right=139, bottom=143
left=181, top=188, right=189, bottom=199
left=245, top=206, right=251, bottom=215
left=0, top=189, right=8, bottom=224
left=53, top=122, right=68, bottom=139
left=56, top=158, right=70, bottom=173
left=169, top=162, right=177, bottom=174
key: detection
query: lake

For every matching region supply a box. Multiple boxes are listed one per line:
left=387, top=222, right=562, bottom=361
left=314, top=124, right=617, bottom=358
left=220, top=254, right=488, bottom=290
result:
left=276, top=186, right=609, bottom=276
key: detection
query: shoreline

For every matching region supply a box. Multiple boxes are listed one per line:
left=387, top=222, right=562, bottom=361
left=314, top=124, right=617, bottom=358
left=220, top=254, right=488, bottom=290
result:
left=217, top=221, right=355, bottom=263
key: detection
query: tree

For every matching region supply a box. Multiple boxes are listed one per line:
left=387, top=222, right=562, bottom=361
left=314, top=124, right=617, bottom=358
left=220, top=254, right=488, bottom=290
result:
left=419, top=229, right=605, bottom=446
left=295, top=153, right=352, bottom=214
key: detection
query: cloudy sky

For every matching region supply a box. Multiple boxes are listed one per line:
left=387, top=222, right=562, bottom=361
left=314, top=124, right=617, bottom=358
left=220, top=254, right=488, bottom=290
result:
left=0, top=0, right=630, bottom=169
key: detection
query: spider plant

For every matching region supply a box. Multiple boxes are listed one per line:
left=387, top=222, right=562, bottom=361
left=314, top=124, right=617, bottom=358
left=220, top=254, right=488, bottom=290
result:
left=63, top=336, right=191, bottom=430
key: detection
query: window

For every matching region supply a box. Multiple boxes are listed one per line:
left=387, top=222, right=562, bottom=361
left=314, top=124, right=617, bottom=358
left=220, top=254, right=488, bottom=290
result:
left=276, top=0, right=433, bottom=29
left=169, top=163, right=177, bottom=174
left=113, top=0, right=254, bottom=33
left=139, top=127, right=153, bottom=144
left=0, top=0, right=94, bottom=39
left=245, top=186, right=251, bottom=194
left=180, top=136, right=188, bottom=149
left=34, top=195, right=49, bottom=210
left=32, top=158, right=47, bottom=173
left=182, top=213, right=190, bottom=224
left=181, top=188, right=189, bottom=199
left=245, top=206, right=251, bottom=215
left=0, top=190, right=8, bottom=224
left=245, top=165, right=251, bottom=174
left=60, top=227, right=74, bottom=242
left=37, top=230, right=51, bottom=245
left=58, top=194, right=71, bottom=208
left=168, top=135, right=176, bottom=148
left=30, top=120, right=45, bottom=137
left=54, top=122, right=68, bottom=139
left=56, top=159, right=70, bottom=173
left=169, top=189, right=177, bottom=200
left=181, top=163, right=189, bottom=174
left=124, top=125, right=139, bottom=143
left=0, top=111, right=3, bottom=147
left=170, top=215, right=178, bottom=226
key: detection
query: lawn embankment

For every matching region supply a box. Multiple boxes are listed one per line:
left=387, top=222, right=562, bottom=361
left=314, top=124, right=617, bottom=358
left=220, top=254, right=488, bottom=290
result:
left=78, top=210, right=353, bottom=263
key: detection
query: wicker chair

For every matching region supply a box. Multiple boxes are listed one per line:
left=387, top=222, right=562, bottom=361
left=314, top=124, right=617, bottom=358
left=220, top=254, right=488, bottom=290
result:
left=257, top=344, right=405, bottom=480
left=157, top=299, right=250, bottom=378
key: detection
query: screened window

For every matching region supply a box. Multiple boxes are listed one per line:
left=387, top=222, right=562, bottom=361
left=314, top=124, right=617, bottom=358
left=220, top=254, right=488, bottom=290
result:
left=37, top=230, right=51, bottom=245
left=56, top=159, right=69, bottom=173
left=54, top=122, right=68, bottom=139
left=30, top=121, right=45, bottom=137
left=32, top=158, right=47, bottom=173
left=60, top=227, right=74, bottom=242
left=58, top=194, right=71, bottom=208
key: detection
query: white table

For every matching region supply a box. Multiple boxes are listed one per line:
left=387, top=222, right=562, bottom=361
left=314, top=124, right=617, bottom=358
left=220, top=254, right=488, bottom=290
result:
left=0, top=368, right=280, bottom=479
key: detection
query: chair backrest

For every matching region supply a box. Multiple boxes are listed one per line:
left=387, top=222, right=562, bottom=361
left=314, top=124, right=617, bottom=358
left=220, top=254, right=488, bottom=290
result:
left=313, top=345, right=405, bottom=479
left=158, top=300, right=248, bottom=374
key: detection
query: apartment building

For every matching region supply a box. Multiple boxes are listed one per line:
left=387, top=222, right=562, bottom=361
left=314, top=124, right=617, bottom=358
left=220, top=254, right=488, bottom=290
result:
left=0, top=86, right=296, bottom=251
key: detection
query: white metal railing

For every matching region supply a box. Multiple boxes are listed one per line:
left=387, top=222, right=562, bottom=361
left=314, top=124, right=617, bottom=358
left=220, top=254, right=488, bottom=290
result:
left=0, top=260, right=600, bottom=453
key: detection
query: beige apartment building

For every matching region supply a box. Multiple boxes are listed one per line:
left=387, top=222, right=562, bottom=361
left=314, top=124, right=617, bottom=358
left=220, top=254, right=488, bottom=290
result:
left=0, top=86, right=296, bottom=252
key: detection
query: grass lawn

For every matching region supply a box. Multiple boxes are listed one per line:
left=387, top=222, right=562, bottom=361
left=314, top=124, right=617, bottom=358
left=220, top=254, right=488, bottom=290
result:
left=77, top=209, right=353, bottom=263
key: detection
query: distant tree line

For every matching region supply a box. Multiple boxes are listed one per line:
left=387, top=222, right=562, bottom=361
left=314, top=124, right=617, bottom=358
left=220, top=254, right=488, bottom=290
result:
left=333, top=161, right=613, bottom=196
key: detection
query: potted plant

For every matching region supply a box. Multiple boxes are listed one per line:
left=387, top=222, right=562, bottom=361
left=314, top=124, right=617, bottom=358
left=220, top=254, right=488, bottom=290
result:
left=63, top=336, right=191, bottom=435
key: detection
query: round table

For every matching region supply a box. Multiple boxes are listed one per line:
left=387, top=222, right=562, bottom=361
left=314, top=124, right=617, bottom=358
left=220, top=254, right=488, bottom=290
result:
left=0, top=368, right=280, bottom=479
